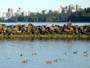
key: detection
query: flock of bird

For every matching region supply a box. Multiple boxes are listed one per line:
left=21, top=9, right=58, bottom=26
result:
left=20, top=50, right=88, bottom=64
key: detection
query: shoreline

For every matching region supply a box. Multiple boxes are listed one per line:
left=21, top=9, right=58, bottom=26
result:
left=0, top=34, right=90, bottom=40
left=0, top=23, right=89, bottom=40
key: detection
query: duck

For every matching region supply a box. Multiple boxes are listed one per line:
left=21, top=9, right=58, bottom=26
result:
left=83, top=51, right=88, bottom=56
left=53, top=59, right=58, bottom=63
left=73, top=51, right=78, bottom=54
left=20, top=54, right=23, bottom=56
left=32, top=52, right=37, bottom=56
left=46, top=60, right=53, bottom=64
left=21, top=59, right=28, bottom=64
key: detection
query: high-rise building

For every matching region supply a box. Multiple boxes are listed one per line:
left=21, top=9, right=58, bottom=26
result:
left=6, top=8, right=13, bottom=19
left=15, top=8, right=22, bottom=16
left=76, top=4, right=82, bottom=11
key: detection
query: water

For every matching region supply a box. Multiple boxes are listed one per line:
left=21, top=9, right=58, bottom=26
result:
left=0, top=40, right=90, bottom=68
left=0, top=22, right=90, bottom=26
left=0, top=22, right=90, bottom=68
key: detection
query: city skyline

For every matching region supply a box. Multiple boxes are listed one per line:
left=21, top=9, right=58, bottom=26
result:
left=0, top=0, right=90, bottom=12
left=0, top=4, right=84, bottom=18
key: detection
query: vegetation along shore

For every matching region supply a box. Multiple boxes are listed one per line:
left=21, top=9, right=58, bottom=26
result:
left=0, top=5, right=90, bottom=22
left=0, top=23, right=90, bottom=40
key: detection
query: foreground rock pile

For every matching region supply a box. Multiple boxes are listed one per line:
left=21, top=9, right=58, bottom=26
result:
left=0, top=23, right=89, bottom=35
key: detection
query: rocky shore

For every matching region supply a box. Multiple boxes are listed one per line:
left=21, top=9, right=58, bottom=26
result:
left=0, top=23, right=90, bottom=40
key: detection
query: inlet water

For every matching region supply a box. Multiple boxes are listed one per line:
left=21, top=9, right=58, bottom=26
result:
left=0, top=40, right=90, bottom=68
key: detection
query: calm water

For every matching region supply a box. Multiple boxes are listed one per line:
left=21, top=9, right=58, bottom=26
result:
left=0, top=22, right=90, bottom=26
left=0, top=40, right=90, bottom=68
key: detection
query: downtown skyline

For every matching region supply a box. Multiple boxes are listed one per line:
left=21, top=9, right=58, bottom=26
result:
left=0, top=0, right=90, bottom=12
left=0, top=4, right=83, bottom=18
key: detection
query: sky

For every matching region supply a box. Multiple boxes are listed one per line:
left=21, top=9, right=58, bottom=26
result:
left=0, top=0, right=90, bottom=12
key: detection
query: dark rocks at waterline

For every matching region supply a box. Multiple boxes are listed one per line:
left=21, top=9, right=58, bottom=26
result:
left=0, top=23, right=90, bottom=35
left=0, top=23, right=89, bottom=40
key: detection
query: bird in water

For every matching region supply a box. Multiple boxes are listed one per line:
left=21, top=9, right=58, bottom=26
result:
left=46, top=60, right=53, bottom=64
left=53, top=59, right=58, bottom=63
left=64, top=52, right=67, bottom=55
left=21, top=59, right=28, bottom=64
left=32, top=52, right=37, bottom=56
left=73, top=51, right=78, bottom=54
left=20, top=54, right=23, bottom=56
left=83, top=51, right=88, bottom=56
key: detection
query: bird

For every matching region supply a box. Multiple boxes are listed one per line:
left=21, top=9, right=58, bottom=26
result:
left=83, top=51, right=88, bottom=56
left=32, top=52, right=37, bottom=56
left=53, top=59, right=58, bottom=63
left=46, top=60, right=53, bottom=64
left=73, top=51, right=78, bottom=54
left=21, top=59, right=28, bottom=64
left=20, top=54, right=23, bottom=56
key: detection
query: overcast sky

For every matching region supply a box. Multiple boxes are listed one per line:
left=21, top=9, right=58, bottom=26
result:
left=0, top=0, right=90, bottom=12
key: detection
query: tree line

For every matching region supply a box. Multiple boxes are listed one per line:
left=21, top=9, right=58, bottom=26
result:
left=0, top=7, right=90, bottom=22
